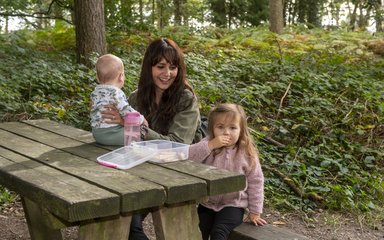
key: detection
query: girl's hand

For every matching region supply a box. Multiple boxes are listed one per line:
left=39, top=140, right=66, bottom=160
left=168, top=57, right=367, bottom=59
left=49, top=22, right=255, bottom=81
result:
left=244, top=212, right=267, bottom=226
left=100, top=104, right=123, bottom=125
left=208, top=135, right=230, bottom=150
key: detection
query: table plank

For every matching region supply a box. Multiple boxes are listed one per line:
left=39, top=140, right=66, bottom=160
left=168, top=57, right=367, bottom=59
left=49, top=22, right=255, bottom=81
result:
left=158, top=160, right=246, bottom=196
left=0, top=127, right=166, bottom=212
left=23, top=119, right=95, bottom=144
left=130, top=163, right=207, bottom=204
left=0, top=147, right=119, bottom=222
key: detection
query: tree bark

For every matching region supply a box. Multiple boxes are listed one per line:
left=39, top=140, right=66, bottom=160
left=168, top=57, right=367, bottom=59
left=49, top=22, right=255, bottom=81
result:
left=374, top=2, right=383, bottom=32
left=269, top=0, right=284, bottom=34
left=174, top=0, right=182, bottom=25
left=74, top=0, right=107, bottom=68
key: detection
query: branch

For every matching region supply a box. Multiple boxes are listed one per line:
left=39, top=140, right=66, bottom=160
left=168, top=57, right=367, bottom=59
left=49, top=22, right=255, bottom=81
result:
left=276, top=81, right=292, bottom=120
left=249, top=127, right=285, bottom=148
left=263, top=165, right=323, bottom=202
left=0, top=11, right=72, bottom=25
left=0, top=0, right=73, bottom=25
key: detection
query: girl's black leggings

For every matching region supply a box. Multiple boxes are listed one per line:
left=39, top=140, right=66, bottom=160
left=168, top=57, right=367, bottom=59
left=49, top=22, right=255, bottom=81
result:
left=197, top=204, right=244, bottom=240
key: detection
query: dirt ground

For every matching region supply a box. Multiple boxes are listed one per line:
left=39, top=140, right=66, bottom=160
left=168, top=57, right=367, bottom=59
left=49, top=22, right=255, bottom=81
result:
left=1, top=199, right=383, bottom=240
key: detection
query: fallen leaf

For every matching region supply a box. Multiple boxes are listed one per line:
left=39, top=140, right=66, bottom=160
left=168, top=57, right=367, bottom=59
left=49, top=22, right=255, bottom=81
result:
left=272, top=221, right=286, bottom=225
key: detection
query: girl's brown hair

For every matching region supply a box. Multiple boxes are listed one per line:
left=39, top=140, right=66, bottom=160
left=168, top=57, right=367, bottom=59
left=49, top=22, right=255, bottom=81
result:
left=135, top=38, right=195, bottom=134
left=208, top=103, right=258, bottom=169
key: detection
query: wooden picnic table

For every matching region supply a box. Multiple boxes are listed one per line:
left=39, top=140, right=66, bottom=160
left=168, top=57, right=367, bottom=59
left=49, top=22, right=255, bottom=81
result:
left=0, top=120, right=246, bottom=240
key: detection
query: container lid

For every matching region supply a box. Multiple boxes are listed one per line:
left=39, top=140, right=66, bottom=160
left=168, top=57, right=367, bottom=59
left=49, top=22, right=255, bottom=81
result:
left=97, top=145, right=158, bottom=169
left=125, top=112, right=141, bottom=124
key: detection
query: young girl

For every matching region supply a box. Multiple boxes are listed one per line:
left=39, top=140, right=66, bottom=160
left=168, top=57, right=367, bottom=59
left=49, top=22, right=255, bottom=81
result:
left=189, top=103, right=267, bottom=240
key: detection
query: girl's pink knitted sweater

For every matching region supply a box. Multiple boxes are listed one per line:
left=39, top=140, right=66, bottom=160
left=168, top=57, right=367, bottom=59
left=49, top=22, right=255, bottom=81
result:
left=189, top=138, right=264, bottom=214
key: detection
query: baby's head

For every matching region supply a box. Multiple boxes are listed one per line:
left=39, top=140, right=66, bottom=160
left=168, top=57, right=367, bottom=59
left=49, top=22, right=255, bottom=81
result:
left=95, top=54, right=125, bottom=88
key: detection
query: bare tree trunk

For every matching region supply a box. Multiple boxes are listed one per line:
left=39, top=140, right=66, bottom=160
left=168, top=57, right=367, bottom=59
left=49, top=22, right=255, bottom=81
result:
left=174, top=0, right=182, bottom=25
left=286, top=0, right=294, bottom=25
left=297, top=0, right=307, bottom=23
left=158, top=0, right=164, bottom=29
left=5, top=16, right=9, bottom=33
left=349, top=1, right=359, bottom=31
left=269, top=0, right=284, bottom=34
left=74, top=0, right=106, bottom=68
left=139, top=0, right=144, bottom=24
left=358, top=4, right=369, bottom=30
left=152, top=0, right=155, bottom=25
left=183, top=0, right=189, bottom=26
left=374, top=2, right=383, bottom=32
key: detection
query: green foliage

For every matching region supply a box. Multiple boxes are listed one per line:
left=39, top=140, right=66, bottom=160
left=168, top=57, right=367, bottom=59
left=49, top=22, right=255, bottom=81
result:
left=0, top=27, right=383, bottom=220
left=0, top=187, right=17, bottom=208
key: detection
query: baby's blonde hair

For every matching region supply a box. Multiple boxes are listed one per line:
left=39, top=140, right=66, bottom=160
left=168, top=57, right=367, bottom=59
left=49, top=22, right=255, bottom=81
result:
left=95, top=54, right=124, bottom=83
left=208, top=103, right=259, bottom=169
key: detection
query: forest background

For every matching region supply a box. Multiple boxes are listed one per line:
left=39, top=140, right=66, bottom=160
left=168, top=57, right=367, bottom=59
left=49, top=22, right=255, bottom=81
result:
left=0, top=0, right=383, bottom=237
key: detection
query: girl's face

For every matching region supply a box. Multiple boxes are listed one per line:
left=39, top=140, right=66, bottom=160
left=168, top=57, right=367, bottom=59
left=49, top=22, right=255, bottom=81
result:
left=152, top=58, right=178, bottom=94
left=213, top=113, right=241, bottom=148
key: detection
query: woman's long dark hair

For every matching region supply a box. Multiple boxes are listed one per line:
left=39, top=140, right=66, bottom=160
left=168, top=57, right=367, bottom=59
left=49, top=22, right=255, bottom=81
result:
left=136, top=38, right=195, bottom=134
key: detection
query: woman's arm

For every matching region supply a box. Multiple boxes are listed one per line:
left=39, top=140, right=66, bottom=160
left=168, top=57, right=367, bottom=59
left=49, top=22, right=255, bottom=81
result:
left=130, top=89, right=201, bottom=144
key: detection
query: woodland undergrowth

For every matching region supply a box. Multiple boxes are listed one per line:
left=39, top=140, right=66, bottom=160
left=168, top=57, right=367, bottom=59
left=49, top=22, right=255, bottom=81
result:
left=0, top=25, right=383, bottom=227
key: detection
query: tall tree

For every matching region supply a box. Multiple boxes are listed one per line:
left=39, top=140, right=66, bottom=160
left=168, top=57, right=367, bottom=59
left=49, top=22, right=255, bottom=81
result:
left=209, top=0, right=227, bottom=27
left=269, top=0, right=284, bottom=33
left=174, top=0, right=182, bottom=25
left=307, top=0, right=321, bottom=27
left=74, top=0, right=106, bottom=68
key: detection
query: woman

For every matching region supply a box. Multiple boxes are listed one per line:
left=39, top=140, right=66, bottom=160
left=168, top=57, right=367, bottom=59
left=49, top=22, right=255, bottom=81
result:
left=102, top=38, right=202, bottom=240
left=103, top=38, right=201, bottom=144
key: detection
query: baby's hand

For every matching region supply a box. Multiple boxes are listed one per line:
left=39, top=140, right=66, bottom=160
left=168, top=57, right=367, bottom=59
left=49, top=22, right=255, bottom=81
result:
left=143, top=118, right=149, bottom=127
left=208, top=135, right=230, bottom=150
left=244, top=212, right=267, bottom=226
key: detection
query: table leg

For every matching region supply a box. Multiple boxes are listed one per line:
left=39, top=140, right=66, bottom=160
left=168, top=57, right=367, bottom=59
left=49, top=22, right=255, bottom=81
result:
left=22, top=197, right=63, bottom=240
left=152, top=201, right=202, bottom=240
left=78, top=214, right=132, bottom=240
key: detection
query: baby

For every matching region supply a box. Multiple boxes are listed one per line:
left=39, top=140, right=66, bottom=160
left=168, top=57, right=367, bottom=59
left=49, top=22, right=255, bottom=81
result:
left=90, top=54, right=144, bottom=145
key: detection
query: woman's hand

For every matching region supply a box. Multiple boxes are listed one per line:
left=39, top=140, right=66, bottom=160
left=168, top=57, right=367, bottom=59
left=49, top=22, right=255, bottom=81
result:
left=244, top=212, right=267, bottom=226
left=100, top=104, right=123, bottom=125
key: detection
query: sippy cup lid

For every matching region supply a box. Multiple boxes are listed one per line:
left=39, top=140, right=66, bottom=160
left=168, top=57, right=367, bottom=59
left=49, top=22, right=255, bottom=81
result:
left=124, top=112, right=141, bottom=125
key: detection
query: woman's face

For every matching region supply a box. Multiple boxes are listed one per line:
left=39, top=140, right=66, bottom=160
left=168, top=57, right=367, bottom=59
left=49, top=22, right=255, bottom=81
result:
left=152, top=58, right=178, bottom=94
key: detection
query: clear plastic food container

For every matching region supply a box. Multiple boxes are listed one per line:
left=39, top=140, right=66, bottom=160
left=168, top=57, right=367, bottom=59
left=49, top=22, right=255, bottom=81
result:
left=132, top=140, right=189, bottom=163
left=97, top=145, right=158, bottom=169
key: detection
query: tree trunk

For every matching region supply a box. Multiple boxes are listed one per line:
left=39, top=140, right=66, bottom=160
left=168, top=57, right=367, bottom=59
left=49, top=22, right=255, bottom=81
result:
left=297, top=0, right=307, bottom=23
left=158, top=0, right=164, bottom=29
left=307, top=0, right=320, bottom=27
left=374, top=2, right=383, bottom=32
left=183, top=0, right=189, bottom=26
left=349, top=1, right=359, bottom=31
left=174, top=0, right=182, bottom=25
left=269, top=0, right=284, bottom=34
left=357, top=4, right=368, bottom=30
left=152, top=0, right=156, bottom=25
left=139, top=0, right=144, bottom=24
left=74, top=0, right=107, bottom=68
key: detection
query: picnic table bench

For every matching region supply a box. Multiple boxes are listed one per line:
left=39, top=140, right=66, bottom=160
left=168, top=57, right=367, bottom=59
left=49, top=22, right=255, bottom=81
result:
left=0, top=119, right=246, bottom=240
